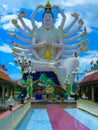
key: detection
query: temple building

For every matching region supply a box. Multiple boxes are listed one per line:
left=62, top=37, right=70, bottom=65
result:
left=79, top=70, right=98, bottom=102
left=0, top=66, right=15, bottom=98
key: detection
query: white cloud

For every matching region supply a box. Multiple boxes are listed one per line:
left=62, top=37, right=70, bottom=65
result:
left=53, top=1, right=98, bottom=32
left=16, top=66, right=21, bottom=70
left=8, top=62, right=15, bottom=66
left=0, top=0, right=46, bottom=14
left=55, top=0, right=98, bottom=7
left=84, top=51, right=98, bottom=58
left=2, top=22, right=15, bottom=30
left=2, top=4, right=8, bottom=11
left=20, top=18, right=32, bottom=29
left=0, top=14, right=17, bottom=23
left=0, top=0, right=98, bottom=33
left=64, top=12, right=73, bottom=28
left=8, top=65, right=22, bottom=80
left=0, top=14, right=17, bottom=30
left=0, top=44, right=12, bottom=53
left=78, top=50, right=98, bottom=72
left=55, top=13, right=62, bottom=28
left=35, top=21, right=42, bottom=27
left=0, top=15, right=33, bottom=31
left=55, top=12, right=75, bottom=29
left=9, top=73, right=22, bottom=80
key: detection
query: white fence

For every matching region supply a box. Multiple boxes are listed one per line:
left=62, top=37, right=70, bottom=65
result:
left=77, top=100, right=98, bottom=116
left=0, top=101, right=31, bottom=130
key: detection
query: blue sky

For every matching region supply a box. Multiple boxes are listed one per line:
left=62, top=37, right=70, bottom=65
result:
left=0, top=0, right=98, bottom=81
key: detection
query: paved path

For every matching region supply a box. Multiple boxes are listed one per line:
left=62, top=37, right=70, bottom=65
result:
left=47, top=104, right=90, bottom=130
left=15, top=109, right=52, bottom=130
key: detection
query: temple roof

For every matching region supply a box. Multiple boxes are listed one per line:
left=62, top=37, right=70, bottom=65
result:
left=79, top=71, right=98, bottom=85
left=0, top=69, right=13, bottom=83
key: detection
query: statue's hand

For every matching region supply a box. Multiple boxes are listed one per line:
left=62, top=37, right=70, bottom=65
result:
left=12, top=48, right=20, bottom=53
left=8, top=30, right=16, bottom=37
left=49, top=43, right=52, bottom=47
left=18, top=11, right=26, bottom=19
left=78, top=19, right=84, bottom=25
left=71, top=12, right=79, bottom=19
left=44, top=43, right=48, bottom=47
left=12, top=19, right=17, bottom=25
left=80, top=31, right=87, bottom=37
left=32, top=42, right=46, bottom=48
left=82, top=41, right=86, bottom=46
left=79, top=46, right=88, bottom=52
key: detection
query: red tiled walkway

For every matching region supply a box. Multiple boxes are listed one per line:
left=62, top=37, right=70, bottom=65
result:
left=47, top=104, right=90, bottom=130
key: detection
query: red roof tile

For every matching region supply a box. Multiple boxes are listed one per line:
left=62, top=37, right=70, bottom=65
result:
left=79, top=71, right=98, bottom=85
left=0, top=70, right=13, bottom=83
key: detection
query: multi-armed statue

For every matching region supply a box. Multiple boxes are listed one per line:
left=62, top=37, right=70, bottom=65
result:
left=9, top=1, right=88, bottom=92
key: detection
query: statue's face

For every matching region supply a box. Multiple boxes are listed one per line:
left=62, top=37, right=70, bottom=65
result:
left=42, top=13, right=54, bottom=29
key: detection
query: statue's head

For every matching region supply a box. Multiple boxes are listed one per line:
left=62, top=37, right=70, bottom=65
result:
left=42, top=12, right=54, bottom=29
left=42, top=1, right=54, bottom=29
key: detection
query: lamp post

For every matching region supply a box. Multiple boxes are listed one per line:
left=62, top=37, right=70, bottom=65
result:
left=13, top=51, right=35, bottom=97
left=14, top=51, right=32, bottom=70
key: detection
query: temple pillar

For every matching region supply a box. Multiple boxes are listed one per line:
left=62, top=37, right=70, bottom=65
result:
left=91, top=86, right=94, bottom=102
left=2, top=85, right=5, bottom=98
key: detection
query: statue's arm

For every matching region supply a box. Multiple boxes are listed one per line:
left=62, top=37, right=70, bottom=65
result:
left=8, top=31, right=31, bottom=44
left=49, top=38, right=65, bottom=48
left=30, top=5, right=44, bottom=28
left=9, top=42, right=31, bottom=49
left=52, top=5, right=66, bottom=28
left=51, top=39, right=65, bottom=60
left=55, top=49, right=64, bottom=60
left=64, top=12, right=79, bottom=33
left=64, top=19, right=84, bottom=38
left=31, top=37, right=46, bottom=48
left=64, top=31, right=87, bottom=43
left=11, top=19, right=31, bottom=38
left=64, top=49, right=78, bottom=54
left=12, top=46, right=40, bottom=59
left=63, top=45, right=88, bottom=55
left=31, top=48, right=40, bottom=59
left=50, top=43, right=64, bottom=48
left=61, top=55, right=72, bottom=59
left=64, top=39, right=87, bottom=49
left=18, top=12, right=32, bottom=33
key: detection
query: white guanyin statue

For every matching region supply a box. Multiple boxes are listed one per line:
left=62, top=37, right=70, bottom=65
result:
left=9, top=1, right=88, bottom=92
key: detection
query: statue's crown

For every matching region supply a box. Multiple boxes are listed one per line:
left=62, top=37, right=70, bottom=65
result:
left=45, top=1, right=51, bottom=12
left=45, top=1, right=51, bottom=7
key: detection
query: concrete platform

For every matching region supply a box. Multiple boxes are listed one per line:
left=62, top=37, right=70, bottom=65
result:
left=31, top=99, right=77, bottom=108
